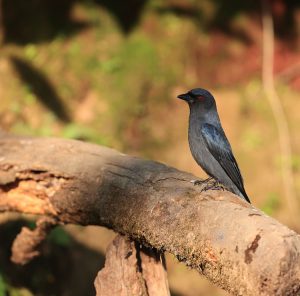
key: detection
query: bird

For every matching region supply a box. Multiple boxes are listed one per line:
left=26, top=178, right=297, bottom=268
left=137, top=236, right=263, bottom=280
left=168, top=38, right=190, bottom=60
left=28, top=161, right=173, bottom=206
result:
left=177, top=88, right=250, bottom=203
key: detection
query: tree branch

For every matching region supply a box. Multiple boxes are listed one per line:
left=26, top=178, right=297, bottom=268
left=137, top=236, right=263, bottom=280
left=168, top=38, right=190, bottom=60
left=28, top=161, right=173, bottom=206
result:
left=11, top=216, right=57, bottom=264
left=0, top=135, right=300, bottom=295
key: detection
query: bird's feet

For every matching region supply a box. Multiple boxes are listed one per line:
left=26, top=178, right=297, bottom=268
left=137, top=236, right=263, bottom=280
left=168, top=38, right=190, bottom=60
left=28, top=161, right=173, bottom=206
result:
left=190, top=177, right=213, bottom=186
left=200, top=180, right=226, bottom=192
left=191, top=177, right=225, bottom=192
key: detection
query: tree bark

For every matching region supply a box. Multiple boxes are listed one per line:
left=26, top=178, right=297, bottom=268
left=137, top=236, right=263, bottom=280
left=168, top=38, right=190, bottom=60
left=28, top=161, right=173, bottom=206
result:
left=11, top=216, right=57, bottom=264
left=0, top=135, right=300, bottom=296
left=94, top=234, right=170, bottom=296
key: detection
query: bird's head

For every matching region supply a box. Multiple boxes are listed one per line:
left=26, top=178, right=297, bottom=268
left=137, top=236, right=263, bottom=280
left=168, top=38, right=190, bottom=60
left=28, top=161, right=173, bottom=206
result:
left=177, top=88, right=215, bottom=109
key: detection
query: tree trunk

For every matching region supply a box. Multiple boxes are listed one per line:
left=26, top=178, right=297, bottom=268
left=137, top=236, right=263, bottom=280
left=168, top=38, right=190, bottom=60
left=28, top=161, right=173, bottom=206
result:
left=94, top=235, right=170, bottom=296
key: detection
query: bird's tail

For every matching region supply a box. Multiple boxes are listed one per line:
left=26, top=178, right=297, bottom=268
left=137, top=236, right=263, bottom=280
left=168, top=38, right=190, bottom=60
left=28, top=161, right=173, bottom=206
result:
left=238, top=188, right=251, bottom=204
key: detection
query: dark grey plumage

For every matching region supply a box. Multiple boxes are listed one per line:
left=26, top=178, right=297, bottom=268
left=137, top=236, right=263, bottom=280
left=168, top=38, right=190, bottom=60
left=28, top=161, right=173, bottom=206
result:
left=178, top=88, right=250, bottom=203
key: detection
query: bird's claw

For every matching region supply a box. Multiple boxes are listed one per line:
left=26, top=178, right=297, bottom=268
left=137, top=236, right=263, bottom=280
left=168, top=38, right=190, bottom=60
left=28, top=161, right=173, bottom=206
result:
left=199, top=179, right=226, bottom=192
left=191, top=177, right=226, bottom=192
left=191, top=179, right=204, bottom=186
left=191, top=177, right=213, bottom=186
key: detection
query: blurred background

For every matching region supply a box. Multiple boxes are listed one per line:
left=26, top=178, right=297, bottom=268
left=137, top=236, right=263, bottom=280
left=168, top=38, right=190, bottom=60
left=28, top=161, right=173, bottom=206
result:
left=0, top=0, right=300, bottom=295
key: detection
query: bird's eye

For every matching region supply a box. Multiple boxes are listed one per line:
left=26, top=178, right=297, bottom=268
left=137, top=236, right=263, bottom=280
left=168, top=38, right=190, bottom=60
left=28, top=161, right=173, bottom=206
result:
left=196, top=95, right=205, bottom=101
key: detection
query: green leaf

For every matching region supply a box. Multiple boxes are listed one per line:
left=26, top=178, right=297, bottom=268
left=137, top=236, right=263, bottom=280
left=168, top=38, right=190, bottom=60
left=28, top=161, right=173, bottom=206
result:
left=0, top=273, right=6, bottom=296
left=48, top=227, right=72, bottom=247
left=262, top=193, right=280, bottom=215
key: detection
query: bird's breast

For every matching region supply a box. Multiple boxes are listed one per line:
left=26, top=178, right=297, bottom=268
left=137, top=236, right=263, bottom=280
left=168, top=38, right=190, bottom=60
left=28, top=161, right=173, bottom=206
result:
left=188, top=124, right=209, bottom=168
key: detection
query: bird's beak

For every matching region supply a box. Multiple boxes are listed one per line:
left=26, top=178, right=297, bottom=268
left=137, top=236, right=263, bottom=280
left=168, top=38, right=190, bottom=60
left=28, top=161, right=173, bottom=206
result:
left=177, top=93, right=193, bottom=103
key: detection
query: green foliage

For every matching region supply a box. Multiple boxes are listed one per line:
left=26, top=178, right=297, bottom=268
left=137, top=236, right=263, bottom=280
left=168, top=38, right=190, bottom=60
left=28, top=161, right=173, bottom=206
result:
left=291, top=155, right=300, bottom=172
left=24, top=44, right=38, bottom=61
left=0, top=273, right=6, bottom=296
left=48, top=227, right=72, bottom=247
left=25, top=220, right=36, bottom=230
left=262, top=192, right=281, bottom=215
left=241, top=128, right=263, bottom=150
left=100, top=57, right=121, bottom=74
left=0, top=270, right=32, bottom=295
left=5, top=1, right=185, bottom=154
left=8, top=287, right=33, bottom=296
left=11, top=114, right=55, bottom=137
left=61, top=123, right=108, bottom=144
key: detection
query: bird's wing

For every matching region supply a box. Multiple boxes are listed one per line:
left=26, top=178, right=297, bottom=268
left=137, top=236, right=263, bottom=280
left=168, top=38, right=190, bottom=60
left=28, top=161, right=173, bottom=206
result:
left=201, top=123, right=249, bottom=201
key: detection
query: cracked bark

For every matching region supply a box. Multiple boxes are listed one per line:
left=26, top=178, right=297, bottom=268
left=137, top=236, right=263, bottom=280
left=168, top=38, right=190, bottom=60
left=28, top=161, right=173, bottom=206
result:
left=94, top=235, right=170, bottom=296
left=0, top=135, right=300, bottom=296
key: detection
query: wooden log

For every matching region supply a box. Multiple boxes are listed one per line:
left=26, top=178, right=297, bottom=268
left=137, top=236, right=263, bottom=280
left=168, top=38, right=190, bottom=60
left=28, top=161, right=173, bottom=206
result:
left=0, top=135, right=299, bottom=295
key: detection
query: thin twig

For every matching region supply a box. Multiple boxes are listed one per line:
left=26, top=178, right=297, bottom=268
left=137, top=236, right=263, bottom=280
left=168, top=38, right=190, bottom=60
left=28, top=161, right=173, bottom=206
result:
left=261, top=0, right=298, bottom=220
